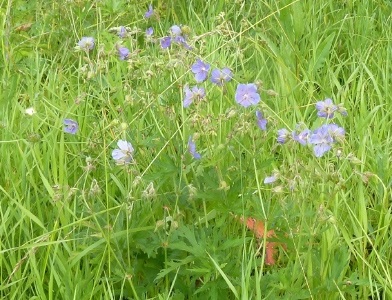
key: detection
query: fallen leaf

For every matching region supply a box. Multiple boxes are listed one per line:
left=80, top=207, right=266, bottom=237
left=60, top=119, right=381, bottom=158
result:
left=236, top=215, right=285, bottom=265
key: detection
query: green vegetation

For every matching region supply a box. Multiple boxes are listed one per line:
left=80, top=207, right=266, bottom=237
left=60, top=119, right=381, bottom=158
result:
left=0, top=0, right=391, bottom=299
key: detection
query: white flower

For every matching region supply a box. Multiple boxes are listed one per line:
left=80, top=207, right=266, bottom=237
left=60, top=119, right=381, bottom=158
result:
left=25, top=107, right=36, bottom=116
left=75, top=37, right=95, bottom=51
left=264, top=171, right=279, bottom=184
left=112, top=140, right=134, bottom=164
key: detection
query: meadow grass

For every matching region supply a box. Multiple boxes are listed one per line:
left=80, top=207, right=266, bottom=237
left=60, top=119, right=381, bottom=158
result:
left=0, top=0, right=391, bottom=299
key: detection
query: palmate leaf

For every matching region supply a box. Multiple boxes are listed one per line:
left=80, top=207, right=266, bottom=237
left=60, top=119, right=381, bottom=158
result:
left=155, top=226, right=209, bottom=281
left=168, top=226, right=205, bottom=257
left=155, top=256, right=195, bottom=281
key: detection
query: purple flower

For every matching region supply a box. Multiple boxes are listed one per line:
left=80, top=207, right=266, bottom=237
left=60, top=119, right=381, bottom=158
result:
left=172, top=35, right=184, bottom=44
left=292, top=129, right=311, bottom=145
left=326, top=124, right=345, bottom=142
left=159, top=25, right=191, bottom=50
left=118, top=47, right=130, bottom=60
left=63, top=119, right=78, bottom=135
left=235, top=83, right=260, bottom=107
left=77, top=37, right=95, bottom=51
left=160, top=36, right=171, bottom=49
left=210, top=68, right=232, bottom=86
left=191, top=59, right=210, bottom=83
left=183, top=85, right=205, bottom=108
left=170, top=25, right=182, bottom=36
left=277, top=128, right=290, bottom=144
left=188, top=136, right=201, bottom=159
left=144, top=4, right=154, bottom=18
left=146, top=27, right=153, bottom=36
left=174, top=36, right=192, bottom=50
left=315, top=98, right=337, bottom=119
left=255, top=110, right=267, bottom=131
left=309, top=125, right=334, bottom=157
left=112, top=140, right=134, bottom=164
left=118, top=26, right=127, bottom=38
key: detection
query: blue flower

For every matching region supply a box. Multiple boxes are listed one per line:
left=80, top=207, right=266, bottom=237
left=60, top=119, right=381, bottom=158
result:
left=188, top=136, right=201, bottom=159
left=160, top=25, right=192, bottom=50
left=160, top=36, right=172, bottom=49
left=118, top=47, right=130, bottom=60
left=174, top=36, right=192, bottom=50
left=326, top=124, right=345, bottom=142
left=235, top=83, right=260, bottom=107
left=210, top=68, right=232, bottom=86
left=118, top=26, right=127, bottom=38
left=309, top=125, right=334, bottom=157
left=77, top=37, right=95, bottom=51
left=112, top=140, right=134, bottom=164
left=172, top=35, right=183, bottom=43
left=63, top=119, right=78, bottom=135
left=191, top=59, right=210, bottom=83
left=292, top=128, right=311, bottom=145
left=277, top=128, right=290, bottom=144
left=170, top=25, right=182, bottom=36
left=315, top=98, right=337, bottom=119
left=144, top=4, right=154, bottom=18
left=183, top=85, right=205, bottom=108
left=255, top=110, right=267, bottom=131
left=146, top=27, right=153, bottom=36
left=170, top=26, right=192, bottom=49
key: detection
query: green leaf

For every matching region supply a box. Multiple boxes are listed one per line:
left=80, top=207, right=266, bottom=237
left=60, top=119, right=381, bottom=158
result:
left=311, top=32, right=336, bottom=73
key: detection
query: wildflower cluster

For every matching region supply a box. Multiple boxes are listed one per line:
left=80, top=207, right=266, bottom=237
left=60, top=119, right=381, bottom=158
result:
left=183, top=59, right=233, bottom=108
left=277, top=98, right=347, bottom=158
left=68, top=4, right=164, bottom=164
left=70, top=4, right=239, bottom=164
left=160, top=25, right=191, bottom=50
left=182, top=57, right=233, bottom=159
left=182, top=59, right=233, bottom=111
left=69, top=4, right=348, bottom=173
